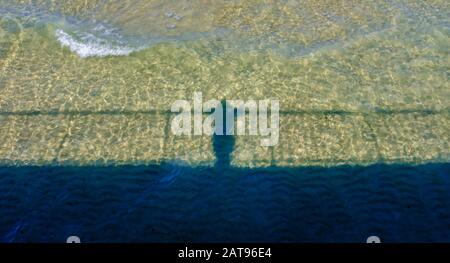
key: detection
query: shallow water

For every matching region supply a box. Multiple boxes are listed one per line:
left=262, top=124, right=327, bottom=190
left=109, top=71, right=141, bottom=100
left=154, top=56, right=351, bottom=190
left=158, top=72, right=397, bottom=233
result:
left=0, top=0, right=448, bottom=166
left=0, top=0, right=449, bottom=242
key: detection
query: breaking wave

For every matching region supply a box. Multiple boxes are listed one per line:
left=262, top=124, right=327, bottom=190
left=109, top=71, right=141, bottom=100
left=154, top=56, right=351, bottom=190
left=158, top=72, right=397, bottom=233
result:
left=55, top=29, right=142, bottom=58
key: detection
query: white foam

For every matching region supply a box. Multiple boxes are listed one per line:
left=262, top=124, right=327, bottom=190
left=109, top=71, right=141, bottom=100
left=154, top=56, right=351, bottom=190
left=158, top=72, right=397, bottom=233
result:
left=55, top=29, right=138, bottom=58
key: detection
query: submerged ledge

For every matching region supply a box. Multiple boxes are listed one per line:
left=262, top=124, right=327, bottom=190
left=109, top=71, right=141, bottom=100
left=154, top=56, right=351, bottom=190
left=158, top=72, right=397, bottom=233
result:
left=0, top=110, right=448, bottom=167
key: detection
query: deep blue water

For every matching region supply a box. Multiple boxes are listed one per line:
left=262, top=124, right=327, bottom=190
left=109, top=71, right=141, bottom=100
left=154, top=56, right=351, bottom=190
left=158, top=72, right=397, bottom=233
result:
left=1, top=161, right=449, bottom=242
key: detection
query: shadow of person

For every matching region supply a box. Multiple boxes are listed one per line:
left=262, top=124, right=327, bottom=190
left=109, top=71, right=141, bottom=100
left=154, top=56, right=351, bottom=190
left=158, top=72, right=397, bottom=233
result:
left=212, top=100, right=235, bottom=170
